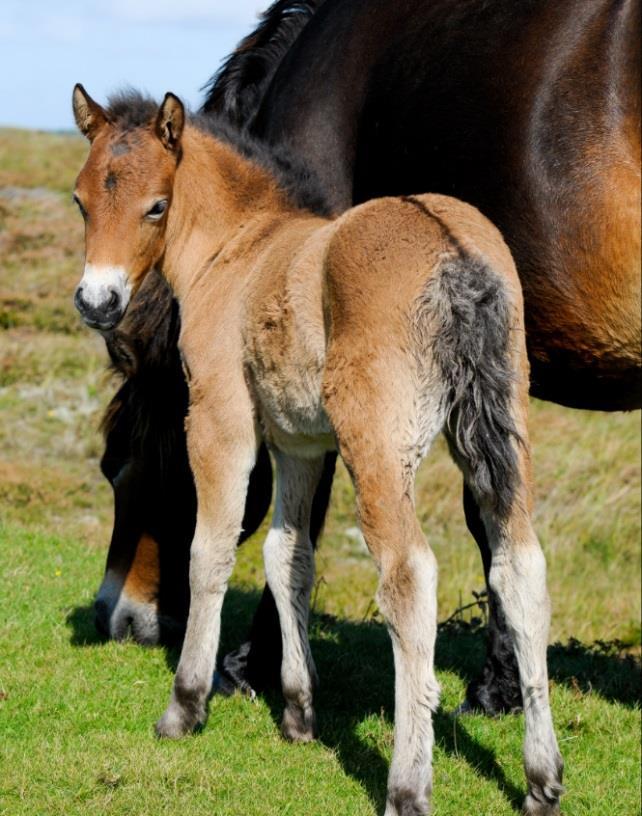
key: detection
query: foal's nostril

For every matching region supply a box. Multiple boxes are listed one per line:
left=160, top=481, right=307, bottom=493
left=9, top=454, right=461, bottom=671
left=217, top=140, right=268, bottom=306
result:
left=106, top=288, right=119, bottom=311
left=74, top=286, right=86, bottom=312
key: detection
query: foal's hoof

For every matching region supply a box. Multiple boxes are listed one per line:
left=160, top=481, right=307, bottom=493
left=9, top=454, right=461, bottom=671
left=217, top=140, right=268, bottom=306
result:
left=384, top=788, right=430, bottom=816
left=281, top=704, right=317, bottom=743
left=522, top=780, right=564, bottom=815
left=155, top=704, right=197, bottom=739
left=522, top=793, right=561, bottom=816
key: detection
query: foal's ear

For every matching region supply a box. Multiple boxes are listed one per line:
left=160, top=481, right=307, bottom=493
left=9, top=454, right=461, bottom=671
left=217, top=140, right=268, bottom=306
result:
left=156, top=93, right=185, bottom=152
left=72, top=84, right=109, bottom=141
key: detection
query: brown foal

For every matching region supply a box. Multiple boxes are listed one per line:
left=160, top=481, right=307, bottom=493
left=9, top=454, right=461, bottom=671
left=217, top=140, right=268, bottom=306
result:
left=72, top=85, right=563, bottom=816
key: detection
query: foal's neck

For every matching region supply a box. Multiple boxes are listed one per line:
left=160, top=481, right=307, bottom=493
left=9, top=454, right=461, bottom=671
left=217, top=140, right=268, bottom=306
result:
left=162, top=126, right=290, bottom=297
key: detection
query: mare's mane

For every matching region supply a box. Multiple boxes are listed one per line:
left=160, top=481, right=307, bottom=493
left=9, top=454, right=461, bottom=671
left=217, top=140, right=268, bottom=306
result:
left=201, top=0, right=326, bottom=125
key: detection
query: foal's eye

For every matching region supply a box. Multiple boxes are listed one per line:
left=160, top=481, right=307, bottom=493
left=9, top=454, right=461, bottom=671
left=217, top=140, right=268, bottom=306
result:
left=145, top=200, right=168, bottom=220
left=72, top=194, right=87, bottom=219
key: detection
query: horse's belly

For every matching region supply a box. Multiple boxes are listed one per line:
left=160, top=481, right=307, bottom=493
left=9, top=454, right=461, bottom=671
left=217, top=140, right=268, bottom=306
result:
left=254, top=374, right=335, bottom=457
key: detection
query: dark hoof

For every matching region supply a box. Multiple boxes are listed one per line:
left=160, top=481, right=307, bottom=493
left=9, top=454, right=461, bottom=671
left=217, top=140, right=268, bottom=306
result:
left=215, top=640, right=279, bottom=697
left=281, top=704, right=317, bottom=743
left=465, top=673, right=523, bottom=716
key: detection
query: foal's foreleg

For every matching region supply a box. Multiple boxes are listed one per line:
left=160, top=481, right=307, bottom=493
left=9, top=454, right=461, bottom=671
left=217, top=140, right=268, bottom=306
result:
left=156, top=401, right=257, bottom=739
left=263, top=452, right=325, bottom=742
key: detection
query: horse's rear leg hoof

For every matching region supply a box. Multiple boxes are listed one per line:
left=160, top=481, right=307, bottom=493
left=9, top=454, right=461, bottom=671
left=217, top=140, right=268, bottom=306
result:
left=281, top=703, right=317, bottom=743
left=522, top=775, right=564, bottom=816
left=522, top=793, right=561, bottom=816
left=384, top=787, right=430, bottom=816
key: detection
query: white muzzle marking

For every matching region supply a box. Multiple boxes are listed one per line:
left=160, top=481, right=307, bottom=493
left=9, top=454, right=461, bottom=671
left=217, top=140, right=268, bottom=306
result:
left=79, top=263, right=132, bottom=311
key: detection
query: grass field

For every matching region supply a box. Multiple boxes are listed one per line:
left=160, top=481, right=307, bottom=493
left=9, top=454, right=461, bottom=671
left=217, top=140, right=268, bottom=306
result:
left=0, top=128, right=640, bottom=815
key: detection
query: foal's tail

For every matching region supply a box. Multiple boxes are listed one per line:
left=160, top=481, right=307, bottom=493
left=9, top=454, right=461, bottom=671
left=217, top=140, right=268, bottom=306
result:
left=418, top=255, right=522, bottom=517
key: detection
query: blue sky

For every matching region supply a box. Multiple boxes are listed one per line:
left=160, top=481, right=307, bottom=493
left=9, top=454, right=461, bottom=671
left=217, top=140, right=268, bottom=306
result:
left=0, top=1, right=264, bottom=130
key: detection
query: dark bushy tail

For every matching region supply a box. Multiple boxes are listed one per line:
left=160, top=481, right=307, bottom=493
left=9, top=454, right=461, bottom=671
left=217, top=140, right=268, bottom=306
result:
left=422, top=256, right=522, bottom=517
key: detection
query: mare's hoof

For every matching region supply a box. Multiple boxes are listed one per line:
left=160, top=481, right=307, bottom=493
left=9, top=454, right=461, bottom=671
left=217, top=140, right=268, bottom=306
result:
left=281, top=704, right=317, bottom=743
left=214, top=641, right=275, bottom=697
left=213, top=668, right=257, bottom=700
left=465, top=675, right=523, bottom=716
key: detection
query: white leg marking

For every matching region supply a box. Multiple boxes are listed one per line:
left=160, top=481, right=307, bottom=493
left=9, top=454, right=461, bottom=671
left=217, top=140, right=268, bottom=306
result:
left=264, top=452, right=324, bottom=742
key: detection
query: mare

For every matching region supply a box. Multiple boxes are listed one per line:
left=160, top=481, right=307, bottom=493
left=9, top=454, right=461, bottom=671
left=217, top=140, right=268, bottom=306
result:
left=71, top=84, right=564, bottom=816
left=92, top=0, right=641, bottom=714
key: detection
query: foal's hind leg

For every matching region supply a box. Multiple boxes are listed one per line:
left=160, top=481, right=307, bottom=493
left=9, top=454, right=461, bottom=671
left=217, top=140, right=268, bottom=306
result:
left=341, top=449, right=440, bottom=816
left=263, top=451, right=325, bottom=742
left=326, top=363, right=442, bottom=815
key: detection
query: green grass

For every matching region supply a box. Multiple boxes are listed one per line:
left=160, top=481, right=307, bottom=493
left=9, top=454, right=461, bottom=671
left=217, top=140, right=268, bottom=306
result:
left=0, top=127, right=640, bottom=815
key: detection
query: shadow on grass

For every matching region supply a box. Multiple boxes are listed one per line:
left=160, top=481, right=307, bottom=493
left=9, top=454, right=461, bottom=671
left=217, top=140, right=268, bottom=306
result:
left=66, top=586, right=641, bottom=814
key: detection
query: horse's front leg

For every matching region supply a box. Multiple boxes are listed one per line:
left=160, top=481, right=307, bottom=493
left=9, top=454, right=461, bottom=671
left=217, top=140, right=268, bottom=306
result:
left=156, top=396, right=257, bottom=738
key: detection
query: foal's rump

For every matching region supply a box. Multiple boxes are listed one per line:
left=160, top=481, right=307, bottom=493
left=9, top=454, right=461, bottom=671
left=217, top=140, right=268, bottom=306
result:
left=324, top=193, right=527, bottom=508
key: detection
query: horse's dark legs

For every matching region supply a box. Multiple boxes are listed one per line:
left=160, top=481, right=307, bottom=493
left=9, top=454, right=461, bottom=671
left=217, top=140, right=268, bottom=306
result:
left=462, top=484, right=523, bottom=714
left=217, top=452, right=338, bottom=695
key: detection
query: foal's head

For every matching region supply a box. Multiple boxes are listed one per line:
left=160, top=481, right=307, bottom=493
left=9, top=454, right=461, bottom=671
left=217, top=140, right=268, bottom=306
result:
left=72, top=85, right=185, bottom=330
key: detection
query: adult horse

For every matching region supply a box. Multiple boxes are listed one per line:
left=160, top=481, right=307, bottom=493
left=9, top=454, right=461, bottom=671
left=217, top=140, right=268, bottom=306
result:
left=92, top=0, right=641, bottom=714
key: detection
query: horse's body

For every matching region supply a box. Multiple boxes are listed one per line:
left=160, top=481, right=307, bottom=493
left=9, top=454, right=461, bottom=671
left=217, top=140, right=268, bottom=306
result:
left=72, top=86, right=564, bottom=816
left=93, top=0, right=641, bottom=712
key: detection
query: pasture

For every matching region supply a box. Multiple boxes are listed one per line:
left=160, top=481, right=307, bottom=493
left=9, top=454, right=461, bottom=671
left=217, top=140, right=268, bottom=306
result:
left=0, top=128, right=640, bottom=815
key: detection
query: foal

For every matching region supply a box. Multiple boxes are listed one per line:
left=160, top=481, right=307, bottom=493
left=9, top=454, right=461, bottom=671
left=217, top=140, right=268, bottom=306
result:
left=72, top=85, right=563, bottom=816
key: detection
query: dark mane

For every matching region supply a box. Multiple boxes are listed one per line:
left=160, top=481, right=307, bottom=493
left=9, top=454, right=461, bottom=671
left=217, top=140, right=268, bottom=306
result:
left=105, top=89, right=159, bottom=130
left=198, top=112, right=333, bottom=216
left=103, top=89, right=333, bottom=217
left=201, top=0, right=326, bottom=126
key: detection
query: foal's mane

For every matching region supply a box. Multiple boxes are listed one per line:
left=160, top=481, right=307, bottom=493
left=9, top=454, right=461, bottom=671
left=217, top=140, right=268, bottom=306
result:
left=103, top=90, right=334, bottom=217
left=201, top=0, right=326, bottom=125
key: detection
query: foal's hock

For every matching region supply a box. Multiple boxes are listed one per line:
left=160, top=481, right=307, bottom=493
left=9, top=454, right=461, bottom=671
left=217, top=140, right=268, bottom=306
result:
left=72, top=85, right=564, bottom=816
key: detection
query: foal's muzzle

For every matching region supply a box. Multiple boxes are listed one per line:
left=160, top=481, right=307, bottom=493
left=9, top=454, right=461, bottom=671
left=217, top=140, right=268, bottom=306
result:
left=74, top=263, right=131, bottom=330
left=74, top=285, right=124, bottom=330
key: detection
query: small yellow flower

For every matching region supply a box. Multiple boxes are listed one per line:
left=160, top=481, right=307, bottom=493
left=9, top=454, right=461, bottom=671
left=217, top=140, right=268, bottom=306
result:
left=54, top=569, right=62, bottom=577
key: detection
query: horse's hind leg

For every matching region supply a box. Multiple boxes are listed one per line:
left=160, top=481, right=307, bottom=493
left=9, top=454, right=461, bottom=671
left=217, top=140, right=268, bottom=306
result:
left=454, top=446, right=564, bottom=814
left=263, top=451, right=325, bottom=741
left=437, top=259, right=563, bottom=813
left=462, top=483, right=523, bottom=715
left=326, top=363, right=442, bottom=815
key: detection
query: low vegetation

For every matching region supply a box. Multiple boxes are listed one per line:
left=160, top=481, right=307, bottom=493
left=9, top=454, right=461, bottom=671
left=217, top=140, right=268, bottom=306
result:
left=1, top=129, right=640, bottom=815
